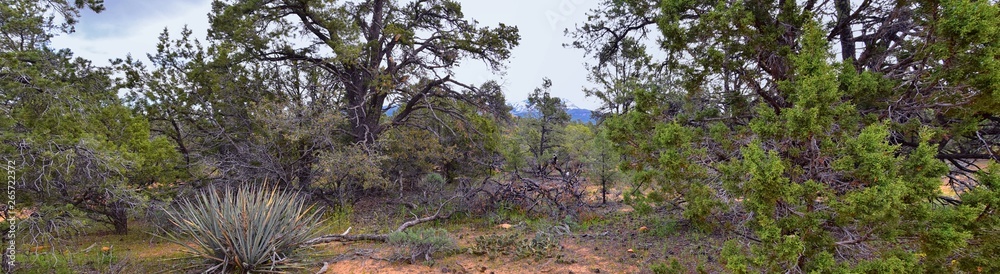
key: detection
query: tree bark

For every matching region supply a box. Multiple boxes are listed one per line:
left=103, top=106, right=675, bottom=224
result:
left=109, top=202, right=128, bottom=235
left=834, top=0, right=856, bottom=62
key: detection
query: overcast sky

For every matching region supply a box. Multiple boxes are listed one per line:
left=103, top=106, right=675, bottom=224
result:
left=49, top=0, right=604, bottom=109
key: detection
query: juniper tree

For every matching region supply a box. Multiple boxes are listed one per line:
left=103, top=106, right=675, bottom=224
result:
left=119, top=0, right=518, bottom=199
left=576, top=0, right=1000, bottom=271
left=1, top=0, right=183, bottom=234
left=525, top=78, right=571, bottom=174
left=208, top=0, right=519, bottom=145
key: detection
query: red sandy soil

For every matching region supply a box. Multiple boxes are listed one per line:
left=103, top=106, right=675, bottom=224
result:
left=317, top=237, right=640, bottom=274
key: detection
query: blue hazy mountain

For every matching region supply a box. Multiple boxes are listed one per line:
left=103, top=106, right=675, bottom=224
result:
left=385, top=100, right=595, bottom=123
left=508, top=100, right=595, bottom=123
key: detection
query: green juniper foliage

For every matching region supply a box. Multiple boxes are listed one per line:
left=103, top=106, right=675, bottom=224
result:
left=525, top=78, right=572, bottom=174
left=1, top=0, right=182, bottom=236
left=575, top=0, right=1000, bottom=272
left=115, top=0, right=518, bottom=207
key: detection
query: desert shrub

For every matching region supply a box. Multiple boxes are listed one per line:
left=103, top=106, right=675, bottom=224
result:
left=320, top=204, right=353, bottom=233
left=514, top=231, right=561, bottom=259
left=13, top=247, right=139, bottom=274
left=18, top=205, right=88, bottom=246
left=470, top=231, right=562, bottom=260
left=651, top=258, right=684, bottom=274
left=162, top=184, right=322, bottom=273
left=386, top=228, right=457, bottom=263
left=470, top=233, right=520, bottom=259
left=420, top=172, right=446, bottom=189
left=649, top=217, right=678, bottom=238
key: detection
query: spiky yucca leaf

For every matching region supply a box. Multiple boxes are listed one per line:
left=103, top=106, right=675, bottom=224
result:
left=162, top=184, right=322, bottom=273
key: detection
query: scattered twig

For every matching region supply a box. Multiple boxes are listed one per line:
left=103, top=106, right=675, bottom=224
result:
left=315, top=262, right=329, bottom=274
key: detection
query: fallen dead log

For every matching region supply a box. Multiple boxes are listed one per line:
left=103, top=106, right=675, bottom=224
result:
left=305, top=196, right=456, bottom=245
left=305, top=213, right=451, bottom=245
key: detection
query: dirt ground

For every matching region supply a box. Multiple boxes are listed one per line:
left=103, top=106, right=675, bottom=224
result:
left=305, top=194, right=725, bottom=274
left=314, top=236, right=642, bottom=274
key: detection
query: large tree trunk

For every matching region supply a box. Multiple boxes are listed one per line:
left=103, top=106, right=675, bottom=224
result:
left=346, top=77, right=386, bottom=145
left=296, top=140, right=316, bottom=190
left=109, top=202, right=128, bottom=235
left=834, top=0, right=855, bottom=62
left=349, top=107, right=382, bottom=145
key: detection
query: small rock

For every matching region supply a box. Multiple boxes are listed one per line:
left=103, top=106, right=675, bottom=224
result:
left=591, top=268, right=601, bottom=273
left=497, top=223, right=513, bottom=229
left=638, top=226, right=649, bottom=232
left=627, top=248, right=634, bottom=253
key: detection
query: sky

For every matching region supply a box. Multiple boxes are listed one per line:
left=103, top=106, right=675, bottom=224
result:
left=49, top=0, right=605, bottom=110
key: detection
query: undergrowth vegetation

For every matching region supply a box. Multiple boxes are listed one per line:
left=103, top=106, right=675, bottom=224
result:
left=385, top=228, right=457, bottom=264
left=470, top=231, right=564, bottom=261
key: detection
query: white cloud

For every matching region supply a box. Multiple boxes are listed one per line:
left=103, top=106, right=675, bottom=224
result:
left=50, top=0, right=213, bottom=66
left=454, top=0, right=602, bottom=109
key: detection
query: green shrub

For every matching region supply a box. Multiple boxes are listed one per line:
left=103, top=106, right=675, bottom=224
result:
left=18, top=205, right=88, bottom=246
left=14, top=248, right=137, bottom=274
left=514, top=231, right=561, bottom=259
left=319, top=204, right=353, bottom=234
left=649, top=217, right=678, bottom=238
left=651, top=258, right=684, bottom=274
left=420, top=172, right=446, bottom=187
left=470, top=233, right=519, bottom=259
left=386, top=228, right=457, bottom=263
left=162, top=184, right=322, bottom=273
left=470, top=231, right=561, bottom=260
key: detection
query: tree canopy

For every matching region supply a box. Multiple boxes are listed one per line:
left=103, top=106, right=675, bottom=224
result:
left=208, top=0, right=519, bottom=144
left=2, top=0, right=182, bottom=235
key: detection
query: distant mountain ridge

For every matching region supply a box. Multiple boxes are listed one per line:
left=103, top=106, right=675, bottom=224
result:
left=508, top=100, right=595, bottom=123
left=385, top=100, right=596, bottom=123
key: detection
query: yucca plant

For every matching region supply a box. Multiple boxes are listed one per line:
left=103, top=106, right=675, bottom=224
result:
left=162, top=184, right=322, bottom=273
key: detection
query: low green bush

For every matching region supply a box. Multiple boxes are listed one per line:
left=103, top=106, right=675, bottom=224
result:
left=386, top=228, right=457, bottom=263
left=514, top=231, right=561, bottom=260
left=651, top=258, right=684, bottom=274
left=14, top=248, right=133, bottom=273
left=470, top=233, right=519, bottom=259
left=470, top=231, right=562, bottom=260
